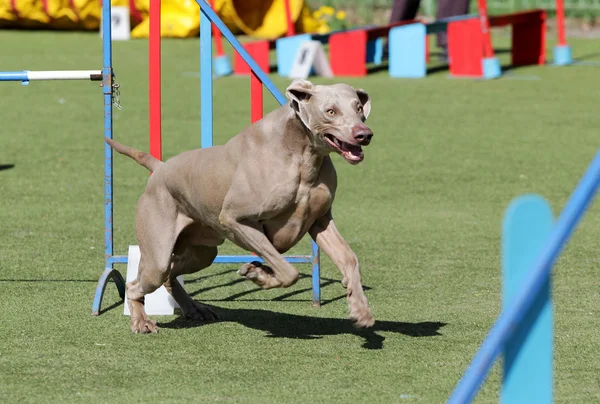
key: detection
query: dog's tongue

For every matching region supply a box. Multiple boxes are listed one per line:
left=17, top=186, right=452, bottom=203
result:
left=340, top=142, right=363, bottom=161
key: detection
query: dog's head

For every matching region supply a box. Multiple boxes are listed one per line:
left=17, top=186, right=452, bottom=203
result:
left=285, top=79, right=373, bottom=165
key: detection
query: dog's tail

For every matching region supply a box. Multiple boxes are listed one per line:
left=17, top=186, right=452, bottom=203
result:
left=105, top=137, right=162, bottom=172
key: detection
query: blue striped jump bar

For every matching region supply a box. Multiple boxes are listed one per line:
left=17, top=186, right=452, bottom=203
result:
left=0, top=70, right=103, bottom=85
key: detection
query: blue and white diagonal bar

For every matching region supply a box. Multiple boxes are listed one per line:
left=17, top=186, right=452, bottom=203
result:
left=0, top=70, right=103, bottom=82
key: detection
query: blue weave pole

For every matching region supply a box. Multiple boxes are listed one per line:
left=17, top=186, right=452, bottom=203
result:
left=501, top=195, right=554, bottom=404
left=448, top=148, right=600, bottom=404
left=91, top=0, right=126, bottom=315
left=197, top=1, right=321, bottom=306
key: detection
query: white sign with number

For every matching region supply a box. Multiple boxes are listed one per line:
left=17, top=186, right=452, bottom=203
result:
left=288, top=40, right=334, bottom=79
left=100, top=6, right=131, bottom=41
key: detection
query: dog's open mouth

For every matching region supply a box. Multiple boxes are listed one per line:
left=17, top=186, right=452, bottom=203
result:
left=324, top=134, right=364, bottom=164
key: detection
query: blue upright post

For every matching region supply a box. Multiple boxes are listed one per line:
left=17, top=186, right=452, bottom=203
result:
left=102, top=0, right=113, bottom=275
left=200, top=8, right=213, bottom=148
left=92, top=0, right=125, bottom=315
left=501, top=195, right=554, bottom=404
left=311, top=239, right=321, bottom=306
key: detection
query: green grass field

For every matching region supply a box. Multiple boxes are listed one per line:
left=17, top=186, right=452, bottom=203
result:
left=1, top=30, right=599, bottom=403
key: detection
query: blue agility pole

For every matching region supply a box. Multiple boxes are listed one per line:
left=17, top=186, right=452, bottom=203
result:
left=200, top=8, right=213, bottom=149
left=91, top=0, right=126, bottom=316
left=448, top=148, right=600, bottom=404
left=197, top=0, right=322, bottom=306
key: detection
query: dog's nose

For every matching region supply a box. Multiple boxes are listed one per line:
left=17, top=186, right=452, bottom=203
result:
left=352, top=124, right=373, bottom=145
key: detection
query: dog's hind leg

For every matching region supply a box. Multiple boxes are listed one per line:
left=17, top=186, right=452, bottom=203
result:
left=126, top=193, right=178, bottom=334
left=164, top=244, right=219, bottom=322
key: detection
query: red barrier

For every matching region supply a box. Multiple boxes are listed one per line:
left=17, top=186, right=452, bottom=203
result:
left=448, top=19, right=484, bottom=76
left=233, top=40, right=274, bottom=75
left=448, top=9, right=546, bottom=77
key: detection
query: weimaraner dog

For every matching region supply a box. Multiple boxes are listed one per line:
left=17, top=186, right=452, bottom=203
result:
left=106, top=79, right=375, bottom=334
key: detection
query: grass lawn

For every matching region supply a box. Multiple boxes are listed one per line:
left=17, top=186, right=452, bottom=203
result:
left=1, top=29, right=599, bottom=403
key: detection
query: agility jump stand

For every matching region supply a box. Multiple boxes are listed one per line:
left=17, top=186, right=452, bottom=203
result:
left=90, top=0, right=321, bottom=316
left=327, top=22, right=414, bottom=77
left=448, top=148, right=600, bottom=403
left=274, top=24, right=384, bottom=78
left=236, top=23, right=389, bottom=79
left=0, top=0, right=124, bottom=316
left=389, top=2, right=568, bottom=80
left=447, top=5, right=546, bottom=79
left=196, top=0, right=322, bottom=307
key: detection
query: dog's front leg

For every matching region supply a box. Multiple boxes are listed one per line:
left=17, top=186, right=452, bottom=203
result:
left=310, top=211, right=374, bottom=328
left=219, top=212, right=299, bottom=289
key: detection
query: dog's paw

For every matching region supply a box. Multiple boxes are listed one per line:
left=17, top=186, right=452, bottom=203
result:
left=185, top=301, right=219, bottom=322
left=238, top=261, right=277, bottom=289
left=348, top=295, right=375, bottom=329
left=130, top=317, right=159, bottom=334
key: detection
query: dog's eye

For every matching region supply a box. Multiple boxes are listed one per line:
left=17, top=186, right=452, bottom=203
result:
left=357, top=105, right=363, bottom=113
left=326, top=109, right=335, bottom=115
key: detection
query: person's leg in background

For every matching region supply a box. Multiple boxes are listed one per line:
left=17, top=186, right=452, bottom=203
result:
left=389, top=0, right=422, bottom=23
left=435, top=0, right=471, bottom=61
left=384, top=0, right=422, bottom=59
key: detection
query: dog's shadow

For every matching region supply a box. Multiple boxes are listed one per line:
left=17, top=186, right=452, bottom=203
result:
left=158, top=305, right=446, bottom=349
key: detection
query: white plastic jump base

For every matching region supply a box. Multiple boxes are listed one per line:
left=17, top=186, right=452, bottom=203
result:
left=123, top=245, right=183, bottom=316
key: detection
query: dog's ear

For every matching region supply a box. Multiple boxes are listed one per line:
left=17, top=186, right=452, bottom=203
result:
left=286, top=79, right=315, bottom=128
left=355, top=88, right=371, bottom=120
left=286, top=79, right=314, bottom=103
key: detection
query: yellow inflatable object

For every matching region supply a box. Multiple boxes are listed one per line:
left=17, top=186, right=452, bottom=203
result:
left=0, top=0, right=127, bottom=30
left=131, top=0, right=321, bottom=39
left=130, top=0, right=200, bottom=38
left=0, top=0, right=49, bottom=28
left=0, top=0, right=323, bottom=38
left=217, top=0, right=303, bottom=39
